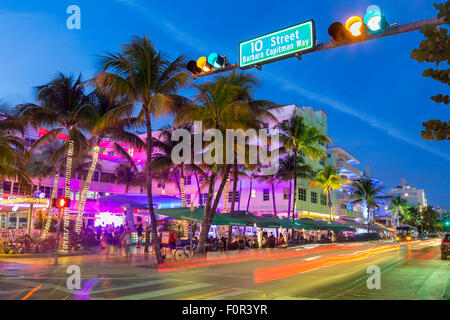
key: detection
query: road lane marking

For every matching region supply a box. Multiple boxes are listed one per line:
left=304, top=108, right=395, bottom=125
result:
left=21, top=284, right=42, bottom=300
left=181, top=288, right=234, bottom=300
left=305, top=256, right=322, bottom=261
left=90, top=278, right=175, bottom=294
left=104, top=282, right=212, bottom=300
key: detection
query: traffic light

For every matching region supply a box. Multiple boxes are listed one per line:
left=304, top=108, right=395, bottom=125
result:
left=345, top=16, right=364, bottom=37
left=364, top=5, right=388, bottom=33
left=51, top=197, right=71, bottom=208
left=186, top=53, right=229, bottom=75
left=328, top=5, right=389, bottom=42
left=328, top=22, right=353, bottom=42
left=186, top=60, right=201, bottom=75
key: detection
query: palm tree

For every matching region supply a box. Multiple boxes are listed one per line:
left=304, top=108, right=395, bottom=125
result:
left=310, top=164, right=350, bottom=222
left=175, top=77, right=252, bottom=256
left=93, top=36, right=189, bottom=263
left=387, top=196, right=409, bottom=228
left=350, top=178, right=387, bottom=233
left=74, top=90, right=144, bottom=234
left=276, top=112, right=329, bottom=222
left=114, top=163, right=145, bottom=193
left=17, top=73, right=94, bottom=252
left=276, top=154, right=311, bottom=218
left=0, top=106, right=32, bottom=199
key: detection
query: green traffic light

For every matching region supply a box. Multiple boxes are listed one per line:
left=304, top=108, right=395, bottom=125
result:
left=364, top=5, right=388, bottom=33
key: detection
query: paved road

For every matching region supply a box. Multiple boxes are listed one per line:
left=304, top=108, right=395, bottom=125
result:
left=0, top=239, right=447, bottom=300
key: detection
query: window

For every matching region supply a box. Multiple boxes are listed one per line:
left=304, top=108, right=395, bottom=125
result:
left=128, top=148, right=134, bottom=157
left=298, top=188, right=306, bottom=201
left=186, top=194, right=191, bottom=205
left=201, top=193, right=208, bottom=203
left=251, top=189, right=256, bottom=198
left=263, top=123, right=269, bottom=134
left=108, top=151, right=114, bottom=156
left=283, top=188, right=290, bottom=200
left=59, top=171, right=65, bottom=178
left=58, top=188, right=64, bottom=197
left=263, top=189, right=270, bottom=201
left=311, top=191, right=317, bottom=203
left=321, top=194, right=327, bottom=206
left=93, top=171, right=100, bottom=182
left=228, top=191, right=240, bottom=202
left=70, top=190, right=80, bottom=201
left=13, top=183, right=19, bottom=195
left=3, top=181, right=11, bottom=193
left=184, top=175, right=191, bottom=185
left=341, top=204, right=347, bottom=209
left=157, top=181, right=165, bottom=188
left=98, top=192, right=104, bottom=198
left=319, top=159, right=325, bottom=166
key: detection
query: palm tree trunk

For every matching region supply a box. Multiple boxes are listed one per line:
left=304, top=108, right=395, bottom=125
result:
left=367, top=204, right=370, bottom=233
left=75, top=145, right=100, bottom=234
left=238, top=178, right=242, bottom=211
left=0, top=179, right=3, bottom=201
left=227, top=160, right=238, bottom=247
left=291, top=150, right=298, bottom=222
left=195, top=173, right=202, bottom=206
left=327, top=187, right=332, bottom=222
left=42, top=171, right=59, bottom=239
left=61, top=140, right=74, bottom=252
left=197, top=166, right=231, bottom=257
left=179, top=166, right=190, bottom=238
left=271, top=181, right=277, bottom=216
left=220, top=175, right=231, bottom=242
left=287, top=180, right=292, bottom=218
left=246, top=176, right=253, bottom=212
left=143, top=109, right=163, bottom=263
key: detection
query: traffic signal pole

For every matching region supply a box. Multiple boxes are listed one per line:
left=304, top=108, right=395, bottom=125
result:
left=54, top=207, right=64, bottom=266
left=193, top=16, right=444, bottom=79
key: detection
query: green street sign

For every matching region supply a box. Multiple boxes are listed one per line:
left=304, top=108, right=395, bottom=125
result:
left=239, top=20, right=316, bottom=68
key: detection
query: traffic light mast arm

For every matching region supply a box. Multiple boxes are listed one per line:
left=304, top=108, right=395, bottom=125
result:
left=193, top=16, right=445, bottom=79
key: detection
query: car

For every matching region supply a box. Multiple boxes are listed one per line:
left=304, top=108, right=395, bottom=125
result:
left=441, top=234, right=450, bottom=260
left=395, top=234, right=413, bottom=242
left=417, top=234, right=428, bottom=240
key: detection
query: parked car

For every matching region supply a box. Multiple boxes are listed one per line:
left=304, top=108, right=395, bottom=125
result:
left=441, top=234, right=449, bottom=260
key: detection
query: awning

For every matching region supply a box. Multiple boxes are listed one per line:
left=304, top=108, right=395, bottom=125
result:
left=99, top=193, right=183, bottom=210
left=154, top=207, right=247, bottom=226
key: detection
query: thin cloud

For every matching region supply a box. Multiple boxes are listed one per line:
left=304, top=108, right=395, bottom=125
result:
left=269, top=74, right=450, bottom=161
left=115, top=0, right=209, bottom=52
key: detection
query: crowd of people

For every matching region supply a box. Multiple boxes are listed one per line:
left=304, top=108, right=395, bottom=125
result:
left=96, top=224, right=139, bottom=260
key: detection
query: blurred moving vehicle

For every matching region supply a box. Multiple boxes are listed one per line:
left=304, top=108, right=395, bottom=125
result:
left=417, top=234, right=429, bottom=240
left=441, top=234, right=449, bottom=260
left=395, top=234, right=413, bottom=242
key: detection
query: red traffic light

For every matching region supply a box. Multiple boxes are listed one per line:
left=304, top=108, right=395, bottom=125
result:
left=328, top=22, right=354, bottom=42
left=51, top=197, right=71, bottom=208
left=186, top=60, right=202, bottom=75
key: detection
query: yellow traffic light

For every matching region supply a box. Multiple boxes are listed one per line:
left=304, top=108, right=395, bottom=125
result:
left=196, top=56, right=212, bottom=72
left=345, top=16, right=364, bottom=37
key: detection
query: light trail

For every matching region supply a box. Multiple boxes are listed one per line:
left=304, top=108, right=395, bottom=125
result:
left=254, top=245, right=400, bottom=283
left=21, top=284, right=42, bottom=300
left=158, top=244, right=360, bottom=273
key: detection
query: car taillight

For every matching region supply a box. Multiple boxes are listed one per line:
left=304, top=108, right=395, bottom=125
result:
left=443, top=241, right=450, bottom=244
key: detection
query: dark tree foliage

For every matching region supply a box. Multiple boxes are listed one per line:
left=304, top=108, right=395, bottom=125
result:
left=411, top=1, right=450, bottom=141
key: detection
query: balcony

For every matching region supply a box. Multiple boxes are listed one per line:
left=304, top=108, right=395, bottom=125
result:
left=338, top=209, right=362, bottom=218
left=336, top=160, right=360, bottom=177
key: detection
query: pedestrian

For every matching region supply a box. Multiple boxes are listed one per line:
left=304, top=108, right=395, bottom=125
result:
left=105, top=231, right=113, bottom=258
left=136, top=223, right=143, bottom=248
left=121, top=228, right=132, bottom=261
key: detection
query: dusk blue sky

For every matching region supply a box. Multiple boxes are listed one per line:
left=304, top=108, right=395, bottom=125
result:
left=1, top=1, right=448, bottom=207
